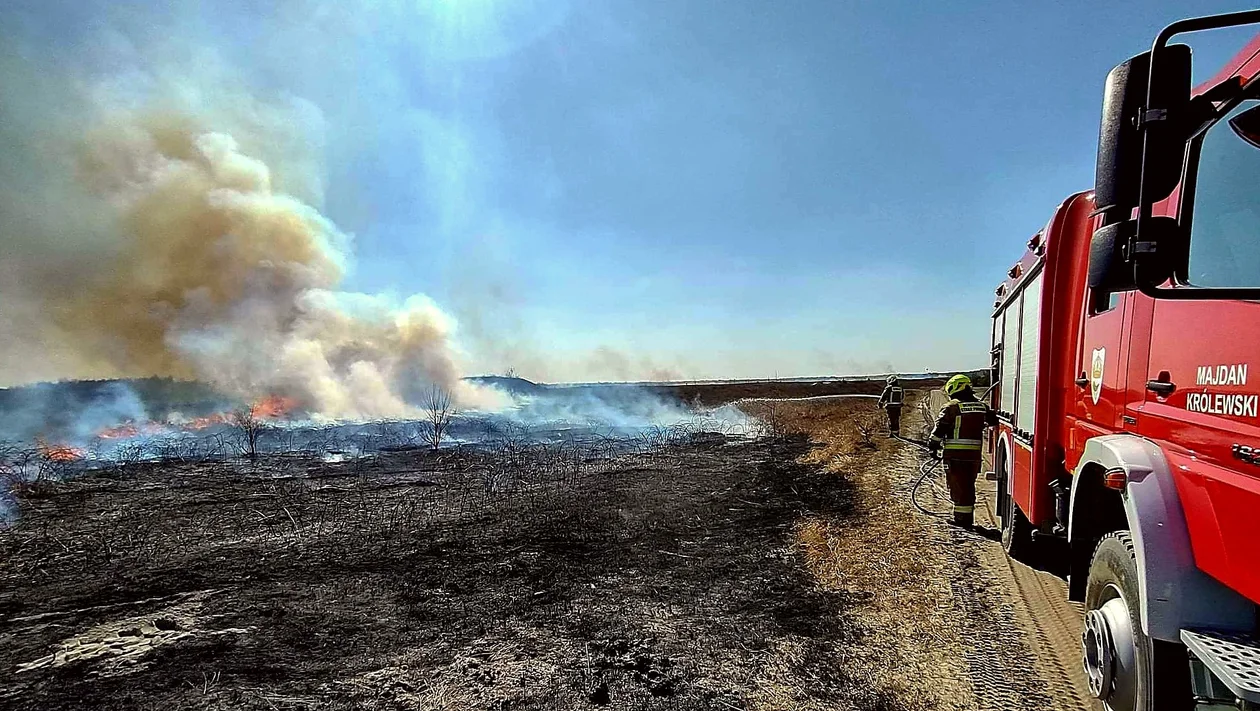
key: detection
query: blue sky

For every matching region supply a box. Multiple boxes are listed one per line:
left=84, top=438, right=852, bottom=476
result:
left=2, top=0, right=1255, bottom=381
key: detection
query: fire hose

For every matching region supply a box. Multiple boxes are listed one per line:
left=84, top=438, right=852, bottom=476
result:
left=892, top=433, right=951, bottom=519
left=889, top=378, right=1001, bottom=521
left=867, top=377, right=1001, bottom=521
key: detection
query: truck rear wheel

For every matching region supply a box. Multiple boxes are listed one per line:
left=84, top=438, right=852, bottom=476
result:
left=1082, top=531, right=1191, bottom=711
left=998, top=457, right=1034, bottom=561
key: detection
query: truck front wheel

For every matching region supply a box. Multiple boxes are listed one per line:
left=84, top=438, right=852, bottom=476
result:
left=1082, top=531, right=1191, bottom=711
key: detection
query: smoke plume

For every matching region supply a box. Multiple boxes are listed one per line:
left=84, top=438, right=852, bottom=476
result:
left=0, top=49, right=491, bottom=419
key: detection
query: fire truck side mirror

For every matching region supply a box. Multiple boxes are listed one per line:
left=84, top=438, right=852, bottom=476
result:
left=1093, top=45, right=1191, bottom=224
left=1088, top=220, right=1132, bottom=291
left=1089, top=216, right=1182, bottom=292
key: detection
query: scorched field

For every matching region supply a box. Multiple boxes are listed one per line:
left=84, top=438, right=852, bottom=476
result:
left=0, top=381, right=1084, bottom=711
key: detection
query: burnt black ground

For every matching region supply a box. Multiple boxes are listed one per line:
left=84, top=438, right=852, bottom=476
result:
left=0, top=436, right=915, bottom=710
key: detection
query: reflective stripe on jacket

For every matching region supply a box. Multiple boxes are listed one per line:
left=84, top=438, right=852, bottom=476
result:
left=930, top=394, right=996, bottom=461
left=878, top=386, right=904, bottom=408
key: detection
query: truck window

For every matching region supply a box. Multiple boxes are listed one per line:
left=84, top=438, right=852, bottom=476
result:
left=1016, top=272, right=1042, bottom=434
left=999, top=296, right=1021, bottom=415
left=1186, top=99, right=1260, bottom=288
left=1090, top=290, right=1121, bottom=315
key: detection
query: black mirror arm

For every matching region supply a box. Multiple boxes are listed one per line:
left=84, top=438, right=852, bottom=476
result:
left=1181, top=77, right=1249, bottom=138
left=1151, top=11, right=1260, bottom=56
left=1137, top=279, right=1260, bottom=301
left=1139, top=10, right=1260, bottom=211
left=1139, top=10, right=1260, bottom=178
left=1134, top=10, right=1260, bottom=300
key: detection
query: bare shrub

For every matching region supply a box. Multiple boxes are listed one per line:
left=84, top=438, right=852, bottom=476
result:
left=740, top=400, right=791, bottom=439
left=152, top=435, right=196, bottom=463
left=204, top=432, right=231, bottom=461
left=420, top=385, right=455, bottom=451
left=111, top=440, right=146, bottom=465
left=232, top=407, right=267, bottom=459
left=36, top=452, right=72, bottom=484
left=853, top=410, right=882, bottom=450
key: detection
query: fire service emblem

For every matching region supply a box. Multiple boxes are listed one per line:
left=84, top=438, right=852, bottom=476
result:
left=1091, top=348, right=1105, bottom=405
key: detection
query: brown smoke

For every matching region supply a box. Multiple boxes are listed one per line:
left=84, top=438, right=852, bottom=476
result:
left=0, top=59, right=492, bottom=417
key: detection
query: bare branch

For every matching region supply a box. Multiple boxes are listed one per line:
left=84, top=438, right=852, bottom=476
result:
left=232, top=407, right=267, bottom=460
left=420, top=384, right=456, bottom=452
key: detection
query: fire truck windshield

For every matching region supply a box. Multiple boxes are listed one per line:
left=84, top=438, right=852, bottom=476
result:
left=1187, top=99, right=1260, bottom=288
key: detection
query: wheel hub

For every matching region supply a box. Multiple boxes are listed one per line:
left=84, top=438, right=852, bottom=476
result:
left=1082, top=595, right=1137, bottom=711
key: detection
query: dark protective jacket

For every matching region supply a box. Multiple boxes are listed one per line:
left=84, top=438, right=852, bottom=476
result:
left=930, top=389, right=998, bottom=461
left=878, top=385, right=904, bottom=409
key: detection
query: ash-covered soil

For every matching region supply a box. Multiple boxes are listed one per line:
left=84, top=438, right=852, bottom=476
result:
left=0, top=431, right=912, bottom=710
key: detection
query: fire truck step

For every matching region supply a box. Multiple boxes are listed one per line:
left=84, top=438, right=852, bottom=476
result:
left=1181, top=629, right=1260, bottom=704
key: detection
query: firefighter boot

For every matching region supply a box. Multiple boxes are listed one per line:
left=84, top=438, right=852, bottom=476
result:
left=952, top=507, right=974, bottom=528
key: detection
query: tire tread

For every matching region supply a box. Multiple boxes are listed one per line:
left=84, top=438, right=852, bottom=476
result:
left=1085, top=530, right=1192, bottom=711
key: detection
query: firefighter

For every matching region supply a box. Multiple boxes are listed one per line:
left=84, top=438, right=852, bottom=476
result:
left=877, top=375, right=904, bottom=435
left=928, top=374, right=997, bottom=528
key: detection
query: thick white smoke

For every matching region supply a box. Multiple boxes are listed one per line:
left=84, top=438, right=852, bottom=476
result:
left=0, top=51, right=496, bottom=419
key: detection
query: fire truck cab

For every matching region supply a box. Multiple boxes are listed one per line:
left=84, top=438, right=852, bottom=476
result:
left=990, top=11, right=1260, bottom=711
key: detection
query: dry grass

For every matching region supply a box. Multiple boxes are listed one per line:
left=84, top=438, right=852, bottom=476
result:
left=739, top=398, right=883, bottom=463
left=740, top=393, right=975, bottom=710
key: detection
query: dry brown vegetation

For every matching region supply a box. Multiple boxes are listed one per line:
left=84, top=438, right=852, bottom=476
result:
left=739, top=392, right=1065, bottom=710
left=739, top=398, right=886, bottom=466
left=739, top=394, right=972, bottom=708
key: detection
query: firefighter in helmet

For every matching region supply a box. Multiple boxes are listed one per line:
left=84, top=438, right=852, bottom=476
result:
left=928, top=374, right=998, bottom=527
left=877, top=375, right=904, bottom=435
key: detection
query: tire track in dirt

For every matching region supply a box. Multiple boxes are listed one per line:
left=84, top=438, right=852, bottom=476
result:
left=972, top=477, right=1092, bottom=711
left=890, top=446, right=1059, bottom=711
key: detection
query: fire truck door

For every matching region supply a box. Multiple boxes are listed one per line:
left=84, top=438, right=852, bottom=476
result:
left=1072, top=291, right=1129, bottom=442
left=1142, top=297, right=1260, bottom=604
left=1132, top=104, right=1260, bottom=604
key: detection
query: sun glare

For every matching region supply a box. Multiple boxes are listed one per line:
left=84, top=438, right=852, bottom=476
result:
left=397, top=0, right=571, bottom=61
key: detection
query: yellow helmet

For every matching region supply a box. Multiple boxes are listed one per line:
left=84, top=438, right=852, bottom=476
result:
left=944, top=374, right=972, bottom=397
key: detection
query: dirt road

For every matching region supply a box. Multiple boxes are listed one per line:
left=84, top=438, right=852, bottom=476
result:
left=976, top=467, right=1093, bottom=709
left=935, top=390, right=1093, bottom=710
left=899, top=441, right=1092, bottom=710
left=890, top=390, right=1093, bottom=710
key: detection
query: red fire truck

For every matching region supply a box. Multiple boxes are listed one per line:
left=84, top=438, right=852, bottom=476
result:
left=989, top=10, right=1260, bottom=710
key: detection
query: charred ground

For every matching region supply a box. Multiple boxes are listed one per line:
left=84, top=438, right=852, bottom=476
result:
left=0, top=397, right=912, bottom=711
left=1, top=384, right=1081, bottom=711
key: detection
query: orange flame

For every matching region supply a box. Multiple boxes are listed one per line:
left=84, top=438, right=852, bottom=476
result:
left=97, top=423, right=139, bottom=440
left=182, top=412, right=229, bottom=430
left=88, top=395, right=298, bottom=443
left=36, top=438, right=85, bottom=462
left=96, top=421, right=168, bottom=440
left=249, top=394, right=296, bottom=420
